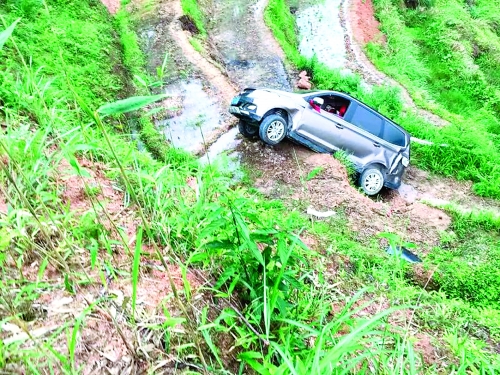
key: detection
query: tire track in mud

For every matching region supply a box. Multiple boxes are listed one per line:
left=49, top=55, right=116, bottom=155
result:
left=208, top=0, right=292, bottom=90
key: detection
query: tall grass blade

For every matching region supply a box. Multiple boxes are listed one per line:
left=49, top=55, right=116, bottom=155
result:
left=97, top=94, right=168, bottom=116
left=132, top=226, right=143, bottom=317
left=0, top=18, right=20, bottom=50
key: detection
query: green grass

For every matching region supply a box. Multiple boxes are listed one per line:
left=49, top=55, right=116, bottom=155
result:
left=189, top=36, right=204, bottom=53
left=1, top=0, right=500, bottom=372
left=115, top=8, right=146, bottom=82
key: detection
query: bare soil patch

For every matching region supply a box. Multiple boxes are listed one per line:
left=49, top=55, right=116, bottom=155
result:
left=101, top=0, right=120, bottom=14
left=239, top=139, right=450, bottom=252
left=0, top=190, right=6, bottom=215
left=349, top=0, right=385, bottom=45
left=403, top=167, right=500, bottom=216
left=56, top=157, right=140, bottom=248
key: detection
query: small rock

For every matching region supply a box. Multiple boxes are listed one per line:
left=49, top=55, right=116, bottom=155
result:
left=297, top=78, right=312, bottom=90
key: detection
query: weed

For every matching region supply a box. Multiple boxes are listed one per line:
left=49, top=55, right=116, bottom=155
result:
left=334, top=150, right=356, bottom=184
left=189, top=37, right=204, bottom=53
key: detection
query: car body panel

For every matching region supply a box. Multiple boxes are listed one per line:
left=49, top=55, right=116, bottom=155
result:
left=229, top=88, right=411, bottom=190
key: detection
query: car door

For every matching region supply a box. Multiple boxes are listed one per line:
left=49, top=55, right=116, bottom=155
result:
left=339, top=104, right=399, bottom=169
left=295, top=96, right=344, bottom=151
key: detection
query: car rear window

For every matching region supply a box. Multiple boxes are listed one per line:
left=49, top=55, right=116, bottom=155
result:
left=382, top=122, right=406, bottom=147
left=350, top=106, right=383, bottom=138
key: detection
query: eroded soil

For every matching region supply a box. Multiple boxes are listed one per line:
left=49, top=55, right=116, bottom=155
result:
left=238, top=139, right=451, bottom=251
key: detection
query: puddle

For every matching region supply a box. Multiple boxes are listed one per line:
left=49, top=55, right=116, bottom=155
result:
left=296, top=0, right=347, bottom=70
left=200, top=127, right=241, bottom=163
left=156, top=80, right=223, bottom=152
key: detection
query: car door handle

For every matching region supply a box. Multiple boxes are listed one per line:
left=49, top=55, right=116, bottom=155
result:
left=373, top=142, right=380, bottom=148
left=335, top=124, right=343, bottom=129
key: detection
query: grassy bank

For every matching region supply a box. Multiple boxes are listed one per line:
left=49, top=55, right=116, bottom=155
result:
left=265, top=0, right=500, bottom=200
left=0, top=0, right=499, bottom=373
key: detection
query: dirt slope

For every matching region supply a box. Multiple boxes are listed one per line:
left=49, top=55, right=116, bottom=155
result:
left=345, top=0, right=449, bottom=127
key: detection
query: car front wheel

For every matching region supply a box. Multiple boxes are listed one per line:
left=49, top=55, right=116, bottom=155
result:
left=238, top=120, right=258, bottom=138
left=259, top=114, right=287, bottom=145
left=360, top=167, right=384, bottom=195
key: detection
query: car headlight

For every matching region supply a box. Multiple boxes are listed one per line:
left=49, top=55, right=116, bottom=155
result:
left=246, top=104, right=257, bottom=111
left=402, top=157, right=409, bottom=167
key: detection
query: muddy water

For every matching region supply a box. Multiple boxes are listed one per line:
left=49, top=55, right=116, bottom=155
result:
left=137, top=8, right=231, bottom=154
left=296, top=0, right=347, bottom=70
left=200, top=127, right=242, bottom=164
left=156, top=80, right=224, bottom=152
left=209, top=0, right=291, bottom=90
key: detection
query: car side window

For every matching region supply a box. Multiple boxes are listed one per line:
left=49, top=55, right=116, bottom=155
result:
left=382, top=122, right=406, bottom=147
left=350, top=106, right=383, bottom=138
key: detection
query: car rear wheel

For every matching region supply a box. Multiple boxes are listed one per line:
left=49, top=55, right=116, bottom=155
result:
left=238, top=121, right=258, bottom=138
left=360, top=167, right=384, bottom=196
left=259, top=114, right=287, bottom=145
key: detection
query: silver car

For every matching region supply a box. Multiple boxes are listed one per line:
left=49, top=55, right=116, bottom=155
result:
left=229, top=88, right=411, bottom=195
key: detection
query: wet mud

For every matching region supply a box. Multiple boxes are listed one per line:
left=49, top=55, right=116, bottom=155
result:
left=209, top=0, right=292, bottom=90
left=135, top=0, right=236, bottom=153
left=157, top=80, right=223, bottom=152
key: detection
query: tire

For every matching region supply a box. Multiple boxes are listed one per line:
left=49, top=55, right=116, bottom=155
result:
left=259, top=114, right=287, bottom=146
left=359, top=167, right=384, bottom=196
left=238, top=120, right=259, bottom=138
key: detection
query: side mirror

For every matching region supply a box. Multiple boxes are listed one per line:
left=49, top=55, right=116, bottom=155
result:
left=311, top=97, right=324, bottom=107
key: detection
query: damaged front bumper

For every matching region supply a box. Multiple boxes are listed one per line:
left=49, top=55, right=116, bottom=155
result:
left=383, top=162, right=406, bottom=189
left=228, top=92, right=262, bottom=125
left=228, top=105, right=262, bottom=124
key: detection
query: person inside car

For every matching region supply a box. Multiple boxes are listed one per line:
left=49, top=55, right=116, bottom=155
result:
left=338, top=105, right=347, bottom=117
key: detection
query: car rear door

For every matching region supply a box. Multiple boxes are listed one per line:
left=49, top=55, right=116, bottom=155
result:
left=338, top=104, right=399, bottom=169
left=295, top=99, right=345, bottom=151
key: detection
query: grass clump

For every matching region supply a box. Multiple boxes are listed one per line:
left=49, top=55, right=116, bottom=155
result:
left=115, top=8, right=146, bottom=80
left=180, top=0, right=207, bottom=37
left=427, top=207, right=500, bottom=309
left=189, top=36, right=204, bottom=53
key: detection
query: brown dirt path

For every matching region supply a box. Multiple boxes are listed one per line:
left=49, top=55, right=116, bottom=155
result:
left=344, top=0, right=449, bottom=127
left=169, top=0, right=239, bottom=106
left=101, top=0, right=120, bottom=14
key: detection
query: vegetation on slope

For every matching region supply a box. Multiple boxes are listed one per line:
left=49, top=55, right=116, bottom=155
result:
left=266, top=0, right=500, bottom=200
left=367, top=0, right=500, bottom=197
left=0, top=0, right=499, bottom=373
left=264, top=0, right=500, bottom=370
